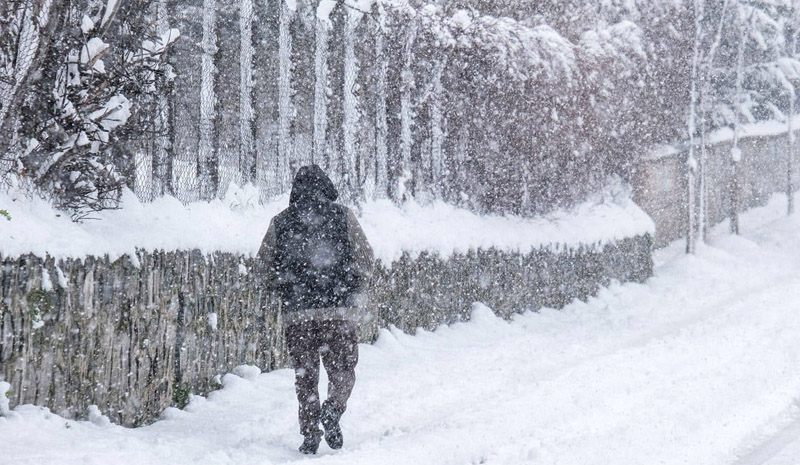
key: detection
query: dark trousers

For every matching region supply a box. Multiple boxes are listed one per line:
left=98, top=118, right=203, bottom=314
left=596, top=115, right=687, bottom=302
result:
left=286, top=319, right=359, bottom=437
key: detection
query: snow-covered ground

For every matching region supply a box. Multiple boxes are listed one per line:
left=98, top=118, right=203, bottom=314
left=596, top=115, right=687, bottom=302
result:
left=2, top=193, right=800, bottom=465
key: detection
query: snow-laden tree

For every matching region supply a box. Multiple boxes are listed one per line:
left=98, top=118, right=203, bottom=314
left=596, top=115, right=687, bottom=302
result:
left=695, top=0, right=800, bottom=234
left=576, top=20, right=647, bottom=185
left=8, top=0, right=800, bottom=223
left=0, top=0, right=58, bottom=180
left=7, top=0, right=179, bottom=219
left=438, top=9, right=580, bottom=212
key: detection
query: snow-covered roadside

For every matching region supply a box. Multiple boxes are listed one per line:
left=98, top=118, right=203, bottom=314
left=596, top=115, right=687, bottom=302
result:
left=2, top=193, right=800, bottom=465
left=0, top=184, right=654, bottom=264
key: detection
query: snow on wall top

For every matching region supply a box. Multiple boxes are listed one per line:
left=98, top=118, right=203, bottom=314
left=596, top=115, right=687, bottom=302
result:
left=645, top=117, right=800, bottom=160
left=707, top=118, right=797, bottom=145
left=0, top=185, right=654, bottom=264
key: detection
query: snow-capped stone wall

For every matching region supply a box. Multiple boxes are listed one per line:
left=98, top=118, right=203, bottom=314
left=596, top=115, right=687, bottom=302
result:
left=635, top=122, right=800, bottom=247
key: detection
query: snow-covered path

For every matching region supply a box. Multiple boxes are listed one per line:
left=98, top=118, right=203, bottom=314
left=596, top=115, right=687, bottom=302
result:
left=3, top=195, right=800, bottom=465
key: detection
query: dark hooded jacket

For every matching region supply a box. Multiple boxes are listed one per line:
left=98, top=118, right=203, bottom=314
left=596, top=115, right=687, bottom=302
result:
left=258, top=165, right=374, bottom=315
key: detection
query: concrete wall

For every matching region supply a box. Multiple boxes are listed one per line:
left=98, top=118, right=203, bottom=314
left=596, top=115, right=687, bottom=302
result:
left=634, top=131, right=800, bottom=247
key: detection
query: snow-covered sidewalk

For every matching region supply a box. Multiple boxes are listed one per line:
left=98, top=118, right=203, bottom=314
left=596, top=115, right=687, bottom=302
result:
left=3, top=195, right=800, bottom=465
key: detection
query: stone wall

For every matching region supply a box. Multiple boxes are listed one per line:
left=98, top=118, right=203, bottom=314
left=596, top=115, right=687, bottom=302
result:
left=634, top=131, right=800, bottom=247
left=0, top=235, right=652, bottom=426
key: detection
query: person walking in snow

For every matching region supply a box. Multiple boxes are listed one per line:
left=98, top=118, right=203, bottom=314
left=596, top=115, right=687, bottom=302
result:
left=257, top=165, right=374, bottom=455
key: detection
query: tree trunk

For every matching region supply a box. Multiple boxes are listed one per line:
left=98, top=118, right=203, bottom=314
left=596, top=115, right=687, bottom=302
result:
left=398, top=17, right=419, bottom=200
left=429, top=59, right=445, bottom=198
left=252, top=0, right=278, bottom=203
left=730, top=19, right=746, bottom=234
left=699, top=117, right=708, bottom=242
left=199, top=0, right=218, bottom=200
left=153, top=0, right=172, bottom=198
left=313, top=13, right=331, bottom=169
left=342, top=7, right=360, bottom=201
left=169, top=0, right=200, bottom=203
left=277, top=0, right=295, bottom=196
left=686, top=0, right=703, bottom=254
left=374, top=10, right=388, bottom=199
left=789, top=28, right=797, bottom=215
left=239, top=0, right=255, bottom=185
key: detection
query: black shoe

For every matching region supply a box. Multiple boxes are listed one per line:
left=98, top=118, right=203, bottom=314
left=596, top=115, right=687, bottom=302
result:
left=320, top=402, right=343, bottom=450
left=299, top=434, right=322, bottom=455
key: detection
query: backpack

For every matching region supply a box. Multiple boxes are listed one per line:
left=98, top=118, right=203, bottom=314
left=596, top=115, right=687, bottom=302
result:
left=273, top=201, right=358, bottom=310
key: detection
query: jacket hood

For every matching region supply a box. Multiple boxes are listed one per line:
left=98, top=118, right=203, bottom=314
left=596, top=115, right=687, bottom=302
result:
left=289, top=164, right=339, bottom=205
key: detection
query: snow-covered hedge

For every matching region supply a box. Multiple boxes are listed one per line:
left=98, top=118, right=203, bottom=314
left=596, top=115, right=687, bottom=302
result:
left=0, top=181, right=655, bottom=425
left=0, top=238, right=652, bottom=426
